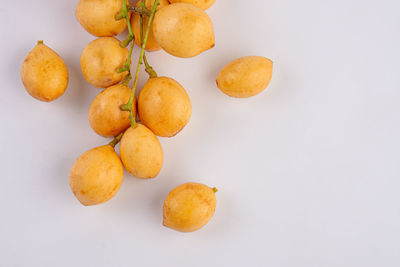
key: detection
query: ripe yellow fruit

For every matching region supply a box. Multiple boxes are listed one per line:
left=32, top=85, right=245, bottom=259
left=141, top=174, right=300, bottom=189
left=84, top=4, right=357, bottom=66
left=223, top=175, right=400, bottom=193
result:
left=131, top=0, right=169, bottom=52
left=21, top=41, right=69, bottom=102
left=76, top=0, right=127, bottom=37
left=69, top=145, right=124, bottom=206
left=216, top=56, right=273, bottom=98
left=168, top=0, right=216, bottom=10
left=80, top=37, right=129, bottom=88
left=138, top=77, right=191, bottom=137
left=120, top=124, right=163, bottom=179
left=88, top=84, right=135, bottom=137
left=153, top=3, right=215, bottom=58
left=163, top=183, right=217, bottom=232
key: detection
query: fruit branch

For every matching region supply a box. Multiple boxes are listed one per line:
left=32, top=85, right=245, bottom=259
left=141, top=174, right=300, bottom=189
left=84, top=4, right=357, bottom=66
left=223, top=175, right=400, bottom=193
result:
left=121, top=0, right=160, bottom=127
left=139, top=13, right=157, bottom=78
left=109, top=131, right=124, bottom=148
left=116, top=0, right=134, bottom=48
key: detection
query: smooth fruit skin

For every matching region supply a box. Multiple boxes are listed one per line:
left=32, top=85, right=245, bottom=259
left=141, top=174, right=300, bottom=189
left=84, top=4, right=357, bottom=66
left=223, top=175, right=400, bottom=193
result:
left=153, top=3, right=215, bottom=58
left=80, top=37, right=129, bottom=88
left=69, top=145, right=124, bottom=206
left=120, top=124, right=163, bottom=179
left=163, top=183, right=217, bottom=232
left=21, top=42, right=69, bottom=102
left=88, top=84, right=135, bottom=137
left=168, top=0, right=216, bottom=10
left=76, top=0, right=127, bottom=37
left=138, top=77, right=191, bottom=137
left=131, top=0, right=169, bottom=52
left=216, top=56, right=273, bottom=98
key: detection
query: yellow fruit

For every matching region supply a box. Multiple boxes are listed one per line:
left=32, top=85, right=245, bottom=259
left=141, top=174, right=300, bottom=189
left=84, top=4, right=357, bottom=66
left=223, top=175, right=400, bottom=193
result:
left=131, top=0, right=169, bottom=51
left=138, top=77, right=191, bottom=137
left=168, top=0, right=216, bottom=10
left=163, top=182, right=217, bottom=232
left=88, top=84, right=135, bottom=137
left=80, top=37, right=129, bottom=88
left=120, top=124, right=163, bottom=179
left=216, top=56, right=273, bottom=98
left=69, top=145, right=124, bottom=206
left=153, top=3, right=215, bottom=58
left=21, top=41, right=69, bottom=102
left=76, top=0, right=127, bottom=37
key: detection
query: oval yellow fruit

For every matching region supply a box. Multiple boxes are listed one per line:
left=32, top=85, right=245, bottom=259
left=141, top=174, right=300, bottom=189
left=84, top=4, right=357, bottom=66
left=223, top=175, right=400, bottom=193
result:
left=21, top=41, right=69, bottom=102
left=216, top=56, right=273, bottom=98
left=76, top=0, right=127, bottom=37
left=153, top=3, right=215, bottom=58
left=168, top=0, right=216, bottom=10
left=138, top=77, right=191, bottom=137
left=163, top=182, right=217, bottom=232
left=81, top=37, right=129, bottom=88
left=69, top=145, right=124, bottom=206
left=120, top=124, right=163, bottom=179
left=88, top=84, right=135, bottom=137
left=131, top=0, right=169, bottom=52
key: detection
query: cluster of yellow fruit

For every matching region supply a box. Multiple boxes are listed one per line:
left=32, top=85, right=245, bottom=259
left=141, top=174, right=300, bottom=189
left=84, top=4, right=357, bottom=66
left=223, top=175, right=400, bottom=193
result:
left=20, top=0, right=273, bottom=233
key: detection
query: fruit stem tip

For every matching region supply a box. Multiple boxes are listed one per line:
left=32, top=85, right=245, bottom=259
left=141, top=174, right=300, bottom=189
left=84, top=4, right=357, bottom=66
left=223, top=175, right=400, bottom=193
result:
left=212, top=187, right=218, bottom=193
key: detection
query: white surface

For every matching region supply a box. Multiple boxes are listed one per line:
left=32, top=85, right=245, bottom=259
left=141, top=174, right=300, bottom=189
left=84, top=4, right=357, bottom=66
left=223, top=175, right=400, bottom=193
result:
left=1, top=0, right=399, bottom=266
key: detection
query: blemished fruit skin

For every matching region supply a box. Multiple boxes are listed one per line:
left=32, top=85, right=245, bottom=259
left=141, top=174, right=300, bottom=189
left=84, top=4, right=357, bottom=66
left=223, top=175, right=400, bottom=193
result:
left=153, top=3, right=215, bottom=58
left=88, top=84, right=135, bottom=137
left=138, top=77, right=191, bottom=137
left=69, top=145, right=124, bottom=206
left=76, top=0, right=127, bottom=37
left=216, top=56, right=273, bottom=98
left=21, top=42, right=69, bottom=102
left=80, top=37, right=129, bottom=88
left=131, top=0, right=169, bottom=52
left=120, top=124, right=163, bottom=179
left=163, top=182, right=217, bottom=232
left=168, top=0, right=216, bottom=10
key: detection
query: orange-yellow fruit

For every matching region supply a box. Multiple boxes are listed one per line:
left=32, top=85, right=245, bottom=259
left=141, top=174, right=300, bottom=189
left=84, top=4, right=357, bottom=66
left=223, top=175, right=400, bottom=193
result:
left=120, top=124, right=163, bottom=179
left=168, top=0, right=216, bottom=10
left=21, top=41, right=69, bottom=102
left=131, top=0, right=169, bottom=51
left=69, top=145, right=124, bottom=206
left=163, top=182, right=217, bottom=232
left=138, top=77, right=191, bottom=137
left=88, top=84, right=135, bottom=137
left=216, top=56, right=273, bottom=98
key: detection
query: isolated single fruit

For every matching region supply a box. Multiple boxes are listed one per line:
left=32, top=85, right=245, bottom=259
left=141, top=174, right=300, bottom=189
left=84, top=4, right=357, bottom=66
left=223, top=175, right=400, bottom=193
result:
left=216, top=56, right=273, bottom=98
left=120, top=124, right=163, bottom=179
left=81, top=37, right=129, bottom=88
left=153, top=3, right=215, bottom=58
left=88, top=84, right=135, bottom=137
left=131, top=0, right=169, bottom=51
left=168, top=0, right=216, bottom=10
left=138, top=77, right=191, bottom=137
left=76, top=0, right=127, bottom=37
left=21, top=41, right=69, bottom=102
left=69, top=145, right=124, bottom=206
left=163, top=182, right=217, bottom=232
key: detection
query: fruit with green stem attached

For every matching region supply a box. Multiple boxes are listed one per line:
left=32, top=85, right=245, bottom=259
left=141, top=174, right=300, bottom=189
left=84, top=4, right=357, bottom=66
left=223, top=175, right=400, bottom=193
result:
left=168, top=0, right=216, bottom=10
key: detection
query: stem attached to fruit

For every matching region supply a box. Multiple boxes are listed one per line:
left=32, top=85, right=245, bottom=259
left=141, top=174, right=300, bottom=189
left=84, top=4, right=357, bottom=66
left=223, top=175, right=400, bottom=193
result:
left=116, top=0, right=134, bottom=48
left=121, top=0, right=160, bottom=127
left=139, top=13, right=157, bottom=78
left=109, top=131, right=125, bottom=148
left=212, top=187, right=218, bottom=193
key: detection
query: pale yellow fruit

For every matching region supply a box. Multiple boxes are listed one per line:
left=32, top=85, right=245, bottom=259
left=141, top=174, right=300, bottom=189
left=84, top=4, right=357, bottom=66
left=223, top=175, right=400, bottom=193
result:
left=120, top=124, right=163, bottom=179
left=163, top=182, right=217, bottom=232
left=216, top=56, right=273, bottom=98
left=88, top=84, right=136, bottom=137
left=153, top=3, right=215, bottom=58
left=21, top=41, right=69, bottom=102
left=168, top=0, right=216, bottom=10
left=76, top=0, right=127, bottom=37
left=69, top=145, right=124, bottom=206
left=81, top=37, right=129, bottom=88
left=131, top=0, right=169, bottom=52
left=138, top=77, right=191, bottom=137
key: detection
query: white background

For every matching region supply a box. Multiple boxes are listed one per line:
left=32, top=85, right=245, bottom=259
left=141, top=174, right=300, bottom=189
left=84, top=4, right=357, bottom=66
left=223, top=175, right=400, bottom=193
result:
left=1, top=0, right=399, bottom=266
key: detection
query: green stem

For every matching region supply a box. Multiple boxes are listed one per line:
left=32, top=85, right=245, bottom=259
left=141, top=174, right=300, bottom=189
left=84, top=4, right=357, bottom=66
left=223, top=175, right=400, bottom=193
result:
left=108, top=132, right=124, bottom=148
left=140, top=14, right=157, bottom=78
left=117, top=0, right=134, bottom=48
left=212, top=187, right=218, bottom=193
left=37, top=40, right=44, bottom=45
left=124, top=0, right=160, bottom=127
